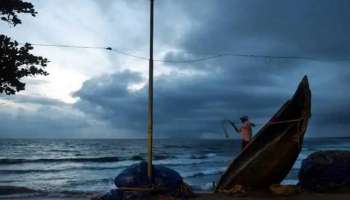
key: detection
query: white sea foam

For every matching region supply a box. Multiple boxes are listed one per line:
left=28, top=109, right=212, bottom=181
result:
left=281, top=179, right=299, bottom=185
left=1, top=138, right=348, bottom=194
left=181, top=167, right=226, bottom=178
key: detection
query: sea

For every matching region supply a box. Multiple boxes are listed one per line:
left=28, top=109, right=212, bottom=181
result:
left=0, top=138, right=349, bottom=198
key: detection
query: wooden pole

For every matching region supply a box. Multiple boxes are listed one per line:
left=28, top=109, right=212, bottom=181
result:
left=147, top=0, right=154, bottom=181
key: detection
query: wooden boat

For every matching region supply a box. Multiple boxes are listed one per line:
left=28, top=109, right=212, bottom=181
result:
left=215, top=76, right=311, bottom=191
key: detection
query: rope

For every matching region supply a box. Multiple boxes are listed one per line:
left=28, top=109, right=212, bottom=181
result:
left=222, top=120, right=235, bottom=138
left=222, top=118, right=304, bottom=138
left=267, top=118, right=304, bottom=125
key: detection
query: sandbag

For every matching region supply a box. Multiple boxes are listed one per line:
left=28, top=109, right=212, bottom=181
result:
left=298, top=150, right=350, bottom=192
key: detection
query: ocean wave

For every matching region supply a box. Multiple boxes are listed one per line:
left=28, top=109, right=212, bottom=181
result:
left=0, top=160, right=143, bottom=174
left=0, top=169, right=61, bottom=174
left=189, top=153, right=217, bottom=159
left=281, top=179, right=299, bottom=185
left=0, top=185, right=38, bottom=195
left=129, top=154, right=172, bottom=161
left=49, top=149, right=80, bottom=153
left=154, top=154, right=172, bottom=160
left=182, top=167, right=226, bottom=178
left=154, top=158, right=216, bottom=166
left=130, top=155, right=144, bottom=161
left=0, top=156, right=120, bottom=165
left=65, top=177, right=113, bottom=186
left=162, top=144, right=192, bottom=149
left=190, top=182, right=215, bottom=191
left=0, top=165, right=123, bottom=174
left=175, top=153, right=219, bottom=160
left=292, top=160, right=302, bottom=169
left=0, top=185, right=93, bottom=198
left=0, top=154, right=173, bottom=165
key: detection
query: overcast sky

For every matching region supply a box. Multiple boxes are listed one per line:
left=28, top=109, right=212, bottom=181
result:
left=1, top=0, right=350, bottom=138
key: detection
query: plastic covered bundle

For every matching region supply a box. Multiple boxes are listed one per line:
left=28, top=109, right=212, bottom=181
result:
left=94, top=161, right=193, bottom=200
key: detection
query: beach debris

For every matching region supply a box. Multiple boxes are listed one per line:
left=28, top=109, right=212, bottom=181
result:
left=298, top=150, right=350, bottom=192
left=95, top=161, right=193, bottom=200
left=269, top=184, right=300, bottom=196
left=154, top=195, right=178, bottom=200
left=115, top=162, right=184, bottom=191
left=218, top=184, right=246, bottom=194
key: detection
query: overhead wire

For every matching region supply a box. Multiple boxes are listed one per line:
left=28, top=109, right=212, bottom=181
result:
left=20, top=43, right=109, bottom=50
left=20, top=42, right=350, bottom=63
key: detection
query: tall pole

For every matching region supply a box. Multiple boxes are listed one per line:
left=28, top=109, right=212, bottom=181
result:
left=147, top=0, right=154, bottom=181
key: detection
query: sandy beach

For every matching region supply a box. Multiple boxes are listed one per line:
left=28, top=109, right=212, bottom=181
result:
left=2, top=192, right=350, bottom=200
left=192, top=192, right=350, bottom=200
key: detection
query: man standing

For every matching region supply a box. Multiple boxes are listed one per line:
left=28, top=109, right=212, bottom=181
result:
left=232, top=116, right=256, bottom=150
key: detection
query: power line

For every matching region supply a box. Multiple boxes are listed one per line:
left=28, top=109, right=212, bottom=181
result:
left=156, top=53, right=350, bottom=63
left=21, top=42, right=350, bottom=63
left=110, top=48, right=149, bottom=60
left=22, top=43, right=109, bottom=50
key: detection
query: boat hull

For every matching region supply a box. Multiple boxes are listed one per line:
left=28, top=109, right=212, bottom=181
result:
left=216, top=76, right=311, bottom=191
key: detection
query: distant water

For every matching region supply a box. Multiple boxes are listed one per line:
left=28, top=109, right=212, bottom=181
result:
left=0, top=138, right=349, bottom=196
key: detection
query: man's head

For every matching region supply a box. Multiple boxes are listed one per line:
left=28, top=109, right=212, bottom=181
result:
left=240, top=116, right=249, bottom=123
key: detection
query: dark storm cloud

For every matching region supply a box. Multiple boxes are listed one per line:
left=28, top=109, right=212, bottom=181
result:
left=0, top=97, right=86, bottom=138
left=73, top=71, right=147, bottom=133
left=74, top=67, right=299, bottom=138
left=72, top=0, right=350, bottom=138
left=73, top=63, right=350, bottom=138
left=0, top=95, right=117, bottom=138
left=163, top=0, right=350, bottom=137
left=2, top=95, right=66, bottom=107
left=174, top=0, right=350, bottom=57
left=2, top=0, right=350, bottom=138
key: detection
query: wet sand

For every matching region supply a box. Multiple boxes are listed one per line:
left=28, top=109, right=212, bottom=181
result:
left=12, top=193, right=350, bottom=200
left=192, top=192, right=350, bottom=200
left=2, top=192, right=350, bottom=200
left=19, top=193, right=350, bottom=200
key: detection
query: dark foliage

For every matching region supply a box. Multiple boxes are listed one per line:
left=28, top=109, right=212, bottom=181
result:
left=0, top=0, right=36, bottom=26
left=0, top=35, right=48, bottom=95
left=0, top=0, right=48, bottom=95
